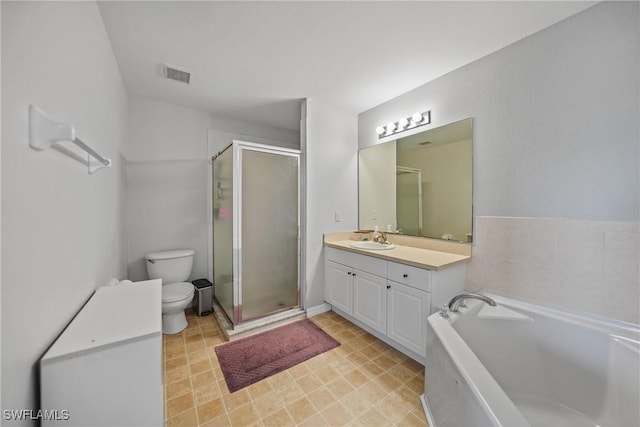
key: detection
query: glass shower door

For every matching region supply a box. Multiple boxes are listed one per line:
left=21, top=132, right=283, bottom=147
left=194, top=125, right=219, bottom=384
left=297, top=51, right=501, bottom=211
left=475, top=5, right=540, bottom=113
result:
left=212, top=146, right=234, bottom=321
left=237, top=143, right=300, bottom=321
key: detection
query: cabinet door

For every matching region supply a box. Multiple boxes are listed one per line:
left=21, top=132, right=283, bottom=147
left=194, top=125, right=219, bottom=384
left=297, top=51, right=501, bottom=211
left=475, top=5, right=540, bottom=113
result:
left=387, top=281, right=430, bottom=357
left=325, top=260, right=354, bottom=315
left=353, top=269, right=387, bottom=335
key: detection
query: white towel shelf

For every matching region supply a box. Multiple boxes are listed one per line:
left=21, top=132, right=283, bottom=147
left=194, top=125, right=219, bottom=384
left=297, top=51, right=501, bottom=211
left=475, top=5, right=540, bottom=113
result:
left=29, top=105, right=112, bottom=174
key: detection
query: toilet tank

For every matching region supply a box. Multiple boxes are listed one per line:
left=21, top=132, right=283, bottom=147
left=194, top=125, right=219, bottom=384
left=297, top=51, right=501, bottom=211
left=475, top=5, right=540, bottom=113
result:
left=145, top=249, right=194, bottom=284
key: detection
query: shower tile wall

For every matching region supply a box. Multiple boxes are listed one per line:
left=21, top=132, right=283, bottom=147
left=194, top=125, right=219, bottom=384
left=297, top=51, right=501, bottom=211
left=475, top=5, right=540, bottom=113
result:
left=468, top=216, right=639, bottom=324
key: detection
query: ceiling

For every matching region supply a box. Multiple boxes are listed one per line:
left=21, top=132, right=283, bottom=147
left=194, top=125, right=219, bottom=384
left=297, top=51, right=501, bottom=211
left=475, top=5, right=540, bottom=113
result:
left=98, top=1, right=596, bottom=132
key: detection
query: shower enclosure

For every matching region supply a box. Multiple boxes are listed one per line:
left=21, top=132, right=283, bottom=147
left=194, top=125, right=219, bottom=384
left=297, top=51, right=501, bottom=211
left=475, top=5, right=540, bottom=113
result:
left=212, top=141, right=300, bottom=325
left=396, top=166, right=423, bottom=235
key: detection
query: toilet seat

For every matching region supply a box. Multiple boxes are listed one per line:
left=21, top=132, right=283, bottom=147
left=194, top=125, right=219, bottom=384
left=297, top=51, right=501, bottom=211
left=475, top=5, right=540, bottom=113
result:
left=162, top=282, right=194, bottom=303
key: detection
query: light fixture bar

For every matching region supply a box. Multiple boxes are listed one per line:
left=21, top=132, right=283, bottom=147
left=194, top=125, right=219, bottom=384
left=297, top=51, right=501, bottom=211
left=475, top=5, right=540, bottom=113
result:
left=376, top=111, right=431, bottom=138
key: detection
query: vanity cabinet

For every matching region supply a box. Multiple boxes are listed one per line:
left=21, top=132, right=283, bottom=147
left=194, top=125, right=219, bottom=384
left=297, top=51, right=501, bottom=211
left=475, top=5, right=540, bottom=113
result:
left=353, top=269, right=387, bottom=335
left=325, top=246, right=465, bottom=363
left=325, top=260, right=354, bottom=315
left=386, top=280, right=430, bottom=356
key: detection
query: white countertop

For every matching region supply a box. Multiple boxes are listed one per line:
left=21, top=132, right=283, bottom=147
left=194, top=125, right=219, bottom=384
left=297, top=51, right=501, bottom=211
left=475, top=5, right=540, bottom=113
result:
left=324, top=235, right=471, bottom=271
left=41, top=280, right=162, bottom=363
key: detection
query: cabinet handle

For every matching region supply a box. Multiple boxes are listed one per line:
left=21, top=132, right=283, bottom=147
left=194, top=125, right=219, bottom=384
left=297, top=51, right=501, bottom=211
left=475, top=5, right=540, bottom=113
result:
left=353, top=273, right=356, bottom=276
left=386, top=285, right=391, bottom=289
left=403, top=274, right=408, bottom=278
left=347, top=272, right=352, bottom=275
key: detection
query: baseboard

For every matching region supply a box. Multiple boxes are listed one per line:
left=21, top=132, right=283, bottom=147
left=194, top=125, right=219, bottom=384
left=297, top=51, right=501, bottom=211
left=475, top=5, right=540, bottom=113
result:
left=305, top=303, right=332, bottom=317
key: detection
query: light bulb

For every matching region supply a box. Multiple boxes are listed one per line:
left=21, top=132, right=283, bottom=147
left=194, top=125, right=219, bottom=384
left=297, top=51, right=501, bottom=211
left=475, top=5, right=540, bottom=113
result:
left=411, top=112, right=423, bottom=123
left=398, top=117, right=409, bottom=129
left=386, top=122, right=396, bottom=134
left=375, top=126, right=385, bottom=135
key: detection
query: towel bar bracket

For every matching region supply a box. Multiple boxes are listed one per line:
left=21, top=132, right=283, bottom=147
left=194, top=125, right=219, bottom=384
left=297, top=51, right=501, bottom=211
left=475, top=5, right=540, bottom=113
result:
left=29, top=105, right=112, bottom=174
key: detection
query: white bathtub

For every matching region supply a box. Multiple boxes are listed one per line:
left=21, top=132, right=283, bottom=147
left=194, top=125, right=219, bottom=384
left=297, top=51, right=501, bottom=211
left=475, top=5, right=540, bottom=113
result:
left=421, top=292, right=640, bottom=427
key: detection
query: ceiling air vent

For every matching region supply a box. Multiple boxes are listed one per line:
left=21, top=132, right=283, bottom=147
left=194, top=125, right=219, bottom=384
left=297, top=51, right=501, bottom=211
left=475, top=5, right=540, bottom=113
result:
left=163, top=64, right=191, bottom=84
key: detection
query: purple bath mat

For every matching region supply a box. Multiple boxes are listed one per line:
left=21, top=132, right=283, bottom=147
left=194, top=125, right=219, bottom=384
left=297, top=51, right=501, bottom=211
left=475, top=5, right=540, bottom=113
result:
left=215, top=319, right=340, bottom=392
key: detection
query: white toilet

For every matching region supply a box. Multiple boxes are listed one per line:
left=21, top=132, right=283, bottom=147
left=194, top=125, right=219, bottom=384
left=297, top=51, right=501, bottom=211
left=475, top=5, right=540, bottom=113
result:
left=145, top=249, right=195, bottom=334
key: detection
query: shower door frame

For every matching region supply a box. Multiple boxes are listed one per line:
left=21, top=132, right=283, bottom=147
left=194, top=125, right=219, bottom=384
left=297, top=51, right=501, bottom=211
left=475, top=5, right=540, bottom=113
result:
left=396, top=165, right=423, bottom=235
left=231, top=140, right=301, bottom=325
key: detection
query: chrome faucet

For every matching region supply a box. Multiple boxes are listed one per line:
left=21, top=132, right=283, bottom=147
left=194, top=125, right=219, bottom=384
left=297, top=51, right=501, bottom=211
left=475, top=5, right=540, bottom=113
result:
left=374, top=230, right=390, bottom=244
left=448, top=293, right=497, bottom=312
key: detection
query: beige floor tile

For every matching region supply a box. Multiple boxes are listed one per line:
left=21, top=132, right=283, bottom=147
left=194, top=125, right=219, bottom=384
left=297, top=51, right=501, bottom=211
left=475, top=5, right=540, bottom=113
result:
left=398, top=410, right=429, bottom=426
left=320, top=401, right=353, bottom=426
left=376, top=391, right=414, bottom=424
left=221, top=388, right=250, bottom=412
left=164, top=346, right=187, bottom=360
left=376, top=372, right=403, bottom=392
left=252, top=391, right=285, bottom=419
left=388, top=362, right=418, bottom=384
left=326, top=377, right=354, bottom=399
left=314, top=365, right=339, bottom=383
left=166, top=392, right=194, bottom=418
left=267, top=370, right=294, bottom=389
left=287, top=362, right=312, bottom=380
left=274, top=381, right=305, bottom=406
left=355, top=407, right=390, bottom=427
left=287, top=397, right=318, bottom=424
left=298, top=413, right=329, bottom=427
left=162, top=310, right=427, bottom=427
left=246, top=379, right=273, bottom=400
left=166, top=355, right=188, bottom=371
left=295, top=372, right=322, bottom=394
left=191, top=370, right=216, bottom=389
left=165, top=365, right=190, bottom=385
left=339, top=390, right=372, bottom=416
left=227, top=402, right=260, bottom=427
left=167, top=408, right=197, bottom=427
left=190, top=358, right=213, bottom=375
left=193, top=382, right=222, bottom=406
left=307, top=386, right=336, bottom=413
left=165, top=378, right=192, bottom=400
left=344, top=368, right=369, bottom=388
left=199, top=413, right=230, bottom=427
left=196, top=397, right=225, bottom=424
left=262, top=408, right=296, bottom=426
left=359, top=380, right=388, bottom=404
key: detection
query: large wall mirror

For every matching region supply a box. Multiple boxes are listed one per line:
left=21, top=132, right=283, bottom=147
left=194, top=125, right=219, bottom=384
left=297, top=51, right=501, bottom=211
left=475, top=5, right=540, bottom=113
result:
left=359, top=117, right=473, bottom=242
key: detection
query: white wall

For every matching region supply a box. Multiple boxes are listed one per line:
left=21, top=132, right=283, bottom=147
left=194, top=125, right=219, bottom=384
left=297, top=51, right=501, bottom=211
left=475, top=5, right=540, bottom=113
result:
left=358, top=2, right=639, bottom=322
left=126, top=97, right=211, bottom=281
left=1, top=1, right=128, bottom=421
left=127, top=97, right=300, bottom=282
left=303, top=99, right=359, bottom=311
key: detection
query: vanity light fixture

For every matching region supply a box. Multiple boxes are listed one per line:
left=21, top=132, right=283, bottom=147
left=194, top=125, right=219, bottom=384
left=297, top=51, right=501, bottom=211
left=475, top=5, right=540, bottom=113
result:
left=377, top=111, right=431, bottom=138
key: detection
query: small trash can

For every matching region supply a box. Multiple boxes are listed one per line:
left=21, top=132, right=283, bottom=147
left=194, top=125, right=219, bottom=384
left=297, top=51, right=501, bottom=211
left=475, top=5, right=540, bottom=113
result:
left=192, top=279, right=213, bottom=316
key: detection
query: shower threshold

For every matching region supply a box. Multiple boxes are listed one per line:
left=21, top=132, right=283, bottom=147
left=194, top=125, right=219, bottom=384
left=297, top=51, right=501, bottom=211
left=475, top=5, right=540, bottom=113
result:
left=211, top=299, right=306, bottom=341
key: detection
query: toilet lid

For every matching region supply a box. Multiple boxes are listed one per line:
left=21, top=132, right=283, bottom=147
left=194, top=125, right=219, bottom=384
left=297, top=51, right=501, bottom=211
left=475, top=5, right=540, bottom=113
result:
left=162, top=282, right=194, bottom=303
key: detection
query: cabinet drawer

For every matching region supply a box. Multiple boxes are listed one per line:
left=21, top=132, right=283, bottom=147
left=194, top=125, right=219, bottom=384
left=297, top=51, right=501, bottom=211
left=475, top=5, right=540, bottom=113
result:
left=325, top=247, right=386, bottom=277
left=387, top=261, right=431, bottom=292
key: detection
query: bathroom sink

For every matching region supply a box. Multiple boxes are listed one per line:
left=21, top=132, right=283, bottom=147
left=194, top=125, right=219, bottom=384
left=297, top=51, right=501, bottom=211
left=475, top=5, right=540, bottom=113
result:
left=350, top=241, right=396, bottom=250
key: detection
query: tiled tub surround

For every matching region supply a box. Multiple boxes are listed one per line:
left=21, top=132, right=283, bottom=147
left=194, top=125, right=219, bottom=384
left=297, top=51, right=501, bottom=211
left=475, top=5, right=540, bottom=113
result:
left=163, top=309, right=427, bottom=426
left=468, top=216, right=639, bottom=324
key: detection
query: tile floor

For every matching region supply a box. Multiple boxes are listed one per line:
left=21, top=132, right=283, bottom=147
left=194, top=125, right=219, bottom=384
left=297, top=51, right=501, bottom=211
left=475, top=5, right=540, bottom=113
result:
left=163, top=309, right=429, bottom=426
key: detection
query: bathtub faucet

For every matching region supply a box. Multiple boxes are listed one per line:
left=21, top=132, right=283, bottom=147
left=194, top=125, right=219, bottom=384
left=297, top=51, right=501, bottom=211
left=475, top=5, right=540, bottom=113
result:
left=448, top=293, right=497, bottom=312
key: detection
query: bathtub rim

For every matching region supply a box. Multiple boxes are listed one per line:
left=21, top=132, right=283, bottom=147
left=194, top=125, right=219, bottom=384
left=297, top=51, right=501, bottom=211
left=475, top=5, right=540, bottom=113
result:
left=422, top=289, right=639, bottom=427
left=424, top=307, right=531, bottom=427
left=483, top=290, right=639, bottom=341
